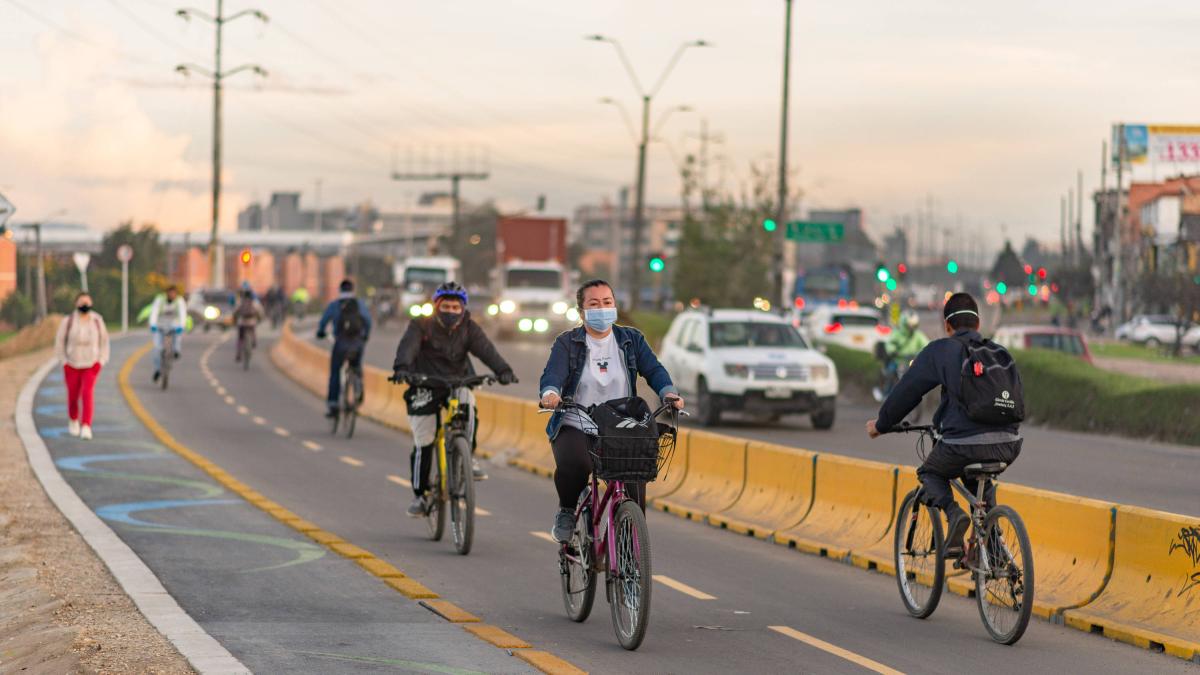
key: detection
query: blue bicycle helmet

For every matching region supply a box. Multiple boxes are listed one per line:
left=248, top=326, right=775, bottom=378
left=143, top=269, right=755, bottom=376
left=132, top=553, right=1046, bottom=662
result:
left=433, top=281, right=468, bottom=306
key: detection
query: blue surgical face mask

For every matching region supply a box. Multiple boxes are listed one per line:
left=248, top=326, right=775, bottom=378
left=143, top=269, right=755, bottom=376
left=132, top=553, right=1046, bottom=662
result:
left=583, top=307, right=617, bottom=331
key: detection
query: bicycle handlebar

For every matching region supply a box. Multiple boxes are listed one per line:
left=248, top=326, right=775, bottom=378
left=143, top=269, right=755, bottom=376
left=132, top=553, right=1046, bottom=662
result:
left=887, top=421, right=937, bottom=434
left=388, top=372, right=498, bottom=389
left=538, top=396, right=689, bottom=420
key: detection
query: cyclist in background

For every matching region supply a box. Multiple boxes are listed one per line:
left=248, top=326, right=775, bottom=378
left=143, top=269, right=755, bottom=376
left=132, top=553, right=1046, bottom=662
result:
left=291, top=286, right=311, bottom=320
left=866, top=293, right=1022, bottom=558
left=317, top=279, right=372, bottom=418
left=233, top=288, right=265, bottom=362
left=876, top=311, right=929, bottom=399
left=392, top=281, right=517, bottom=516
left=149, top=285, right=187, bottom=383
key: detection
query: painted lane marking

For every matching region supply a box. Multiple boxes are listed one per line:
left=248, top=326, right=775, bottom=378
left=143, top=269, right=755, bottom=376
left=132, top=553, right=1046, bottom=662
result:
left=274, top=427, right=291, bottom=437
left=224, top=395, right=235, bottom=405
left=236, top=405, right=249, bottom=415
left=769, top=626, right=904, bottom=675
left=216, top=386, right=226, bottom=396
left=476, top=507, right=492, bottom=517
left=252, top=416, right=267, bottom=425
left=302, top=440, right=323, bottom=452
left=340, top=456, right=364, bottom=467
left=653, top=575, right=716, bottom=600
left=387, top=474, right=412, bottom=487
left=530, top=531, right=557, bottom=544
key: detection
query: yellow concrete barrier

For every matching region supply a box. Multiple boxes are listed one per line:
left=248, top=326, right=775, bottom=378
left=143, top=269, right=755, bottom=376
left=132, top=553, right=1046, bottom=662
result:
left=507, top=401, right=555, bottom=477
left=651, top=431, right=746, bottom=522
left=1063, top=505, right=1200, bottom=661
left=646, top=427, right=689, bottom=500
left=774, top=454, right=897, bottom=561
left=479, top=396, right=524, bottom=457
left=473, top=393, right=499, bottom=456
left=360, top=367, right=392, bottom=422
left=849, top=467, right=920, bottom=573
left=708, top=442, right=815, bottom=539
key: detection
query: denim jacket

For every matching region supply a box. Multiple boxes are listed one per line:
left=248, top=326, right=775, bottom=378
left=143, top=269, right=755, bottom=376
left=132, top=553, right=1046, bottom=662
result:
left=539, top=325, right=677, bottom=440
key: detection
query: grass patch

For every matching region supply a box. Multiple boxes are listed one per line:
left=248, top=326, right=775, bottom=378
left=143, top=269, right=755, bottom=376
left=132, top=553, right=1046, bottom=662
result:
left=623, top=310, right=675, bottom=349
left=0, top=331, right=14, bottom=344
left=1090, top=341, right=1200, bottom=365
left=825, top=344, right=877, bottom=390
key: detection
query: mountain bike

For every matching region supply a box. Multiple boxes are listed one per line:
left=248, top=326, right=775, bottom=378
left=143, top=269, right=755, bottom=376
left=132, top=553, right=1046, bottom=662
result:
left=889, top=423, right=1034, bottom=645
left=390, top=372, right=503, bottom=555
left=330, top=349, right=363, bottom=438
left=158, top=329, right=177, bottom=391
left=544, top=398, right=684, bottom=651
left=236, top=326, right=255, bottom=370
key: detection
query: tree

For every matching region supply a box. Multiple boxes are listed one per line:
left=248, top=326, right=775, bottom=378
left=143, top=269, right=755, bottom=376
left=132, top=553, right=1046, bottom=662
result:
left=1134, top=271, right=1200, bottom=356
left=991, top=241, right=1027, bottom=290
left=440, top=203, right=500, bottom=289
left=98, top=222, right=166, bottom=278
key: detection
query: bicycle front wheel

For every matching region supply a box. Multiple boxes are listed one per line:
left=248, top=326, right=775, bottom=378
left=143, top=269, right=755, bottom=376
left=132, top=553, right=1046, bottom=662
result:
left=343, top=375, right=360, bottom=439
left=976, top=505, right=1034, bottom=645
left=242, top=341, right=252, bottom=370
left=610, top=500, right=651, bottom=650
left=561, top=488, right=596, bottom=622
left=449, top=436, right=475, bottom=555
left=894, top=489, right=945, bottom=619
left=426, top=459, right=446, bottom=542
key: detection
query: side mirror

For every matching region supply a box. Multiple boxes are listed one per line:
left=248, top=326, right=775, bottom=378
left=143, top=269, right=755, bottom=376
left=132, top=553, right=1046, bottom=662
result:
left=686, top=343, right=704, bottom=354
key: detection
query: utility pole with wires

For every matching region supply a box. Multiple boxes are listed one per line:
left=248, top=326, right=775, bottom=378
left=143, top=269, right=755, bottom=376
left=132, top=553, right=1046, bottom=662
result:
left=175, top=1, right=268, bottom=288
left=390, top=146, right=490, bottom=238
left=1076, top=169, right=1084, bottom=265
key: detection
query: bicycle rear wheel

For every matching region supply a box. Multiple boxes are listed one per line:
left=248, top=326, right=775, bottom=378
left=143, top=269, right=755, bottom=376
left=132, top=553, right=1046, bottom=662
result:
left=610, top=499, right=651, bottom=650
left=160, top=352, right=171, bottom=390
left=343, top=374, right=360, bottom=439
left=449, top=436, right=475, bottom=555
left=976, top=505, right=1034, bottom=645
left=426, top=458, right=446, bottom=542
left=894, top=489, right=945, bottom=619
left=561, top=487, right=596, bottom=622
left=241, top=340, right=251, bottom=370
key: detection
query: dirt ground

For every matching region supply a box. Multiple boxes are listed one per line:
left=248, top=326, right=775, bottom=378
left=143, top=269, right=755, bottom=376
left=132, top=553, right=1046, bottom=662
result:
left=0, top=349, right=193, bottom=674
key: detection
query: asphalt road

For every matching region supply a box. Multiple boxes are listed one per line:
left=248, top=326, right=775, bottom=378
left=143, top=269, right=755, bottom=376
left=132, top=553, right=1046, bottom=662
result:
left=129, top=327, right=1194, bottom=673
left=343, top=319, right=1200, bottom=517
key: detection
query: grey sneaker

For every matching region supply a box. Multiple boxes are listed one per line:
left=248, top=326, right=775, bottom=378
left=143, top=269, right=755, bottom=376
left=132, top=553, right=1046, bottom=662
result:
left=472, top=458, right=489, bottom=481
left=407, top=496, right=427, bottom=517
left=552, top=508, right=575, bottom=543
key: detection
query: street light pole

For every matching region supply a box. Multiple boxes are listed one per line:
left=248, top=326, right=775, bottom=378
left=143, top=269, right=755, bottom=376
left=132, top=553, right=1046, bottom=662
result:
left=176, top=2, right=268, bottom=289
left=33, top=223, right=46, bottom=320
left=776, top=0, right=795, bottom=307
left=587, top=35, right=709, bottom=310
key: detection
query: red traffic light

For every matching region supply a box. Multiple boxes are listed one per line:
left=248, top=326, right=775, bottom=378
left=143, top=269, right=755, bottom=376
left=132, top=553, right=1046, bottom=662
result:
left=793, top=296, right=806, bottom=309
left=1023, top=264, right=1033, bottom=275
left=240, top=249, right=252, bottom=265
left=1037, top=267, right=1047, bottom=280
left=897, top=263, right=908, bottom=274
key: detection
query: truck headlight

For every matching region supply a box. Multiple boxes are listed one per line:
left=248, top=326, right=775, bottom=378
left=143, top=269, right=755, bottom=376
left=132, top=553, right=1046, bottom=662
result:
left=723, top=363, right=750, bottom=378
left=420, top=302, right=434, bottom=316
left=533, top=318, right=549, bottom=333
left=518, top=318, right=533, bottom=332
left=565, top=307, right=580, bottom=322
left=487, top=304, right=500, bottom=316
left=499, top=300, right=516, bottom=314
left=203, top=306, right=220, bottom=321
left=409, top=304, right=422, bottom=317
left=552, top=301, right=568, bottom=315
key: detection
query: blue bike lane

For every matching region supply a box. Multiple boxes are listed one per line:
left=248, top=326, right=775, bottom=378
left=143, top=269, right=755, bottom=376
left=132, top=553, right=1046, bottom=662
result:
left=26, top=337, right=535, bottom=675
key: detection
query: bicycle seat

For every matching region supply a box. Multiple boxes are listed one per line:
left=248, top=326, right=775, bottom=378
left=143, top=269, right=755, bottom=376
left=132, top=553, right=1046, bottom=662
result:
left=963, top=462, right=1007, bottom=478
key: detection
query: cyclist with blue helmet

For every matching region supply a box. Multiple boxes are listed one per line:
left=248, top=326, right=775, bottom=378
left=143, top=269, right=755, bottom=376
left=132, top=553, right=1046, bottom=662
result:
left=393, top=281, right=517, bottom=516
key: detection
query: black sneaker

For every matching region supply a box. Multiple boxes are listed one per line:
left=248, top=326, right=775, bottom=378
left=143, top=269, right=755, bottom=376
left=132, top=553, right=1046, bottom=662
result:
left=945, top=510, right=970, bottom=559
left=552, top=508, right=575, bottom=543
left=324, top=407, right=337, bottom=419
left=152, top=370, right=160, bottom=382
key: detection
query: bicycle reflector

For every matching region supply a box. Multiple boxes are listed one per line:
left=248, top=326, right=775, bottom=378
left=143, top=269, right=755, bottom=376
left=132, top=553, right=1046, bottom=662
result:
left=973, top=361, right=984, bottom=377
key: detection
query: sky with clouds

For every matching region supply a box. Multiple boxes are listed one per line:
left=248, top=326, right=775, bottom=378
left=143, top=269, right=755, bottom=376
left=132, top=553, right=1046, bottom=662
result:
left=2, top=0, right=1200, bottom=255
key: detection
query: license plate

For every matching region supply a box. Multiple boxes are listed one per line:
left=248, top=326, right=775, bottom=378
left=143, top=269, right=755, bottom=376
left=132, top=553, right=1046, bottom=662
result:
left=764, top=387, right=791, bottom=399
left=853, top=335, right=865, bottom=344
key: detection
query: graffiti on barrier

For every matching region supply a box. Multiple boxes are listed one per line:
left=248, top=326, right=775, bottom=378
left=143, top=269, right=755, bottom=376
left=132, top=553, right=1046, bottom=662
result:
left=1169, top=526, right=1200, bottom=597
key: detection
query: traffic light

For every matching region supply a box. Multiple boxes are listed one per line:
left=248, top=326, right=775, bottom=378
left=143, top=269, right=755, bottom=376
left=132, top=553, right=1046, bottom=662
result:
left=896, top=263, right=908, bottom=277
left=762, top=218, right=777, bottom=232
left=875, top=264, right=890, bottom=283
left=1023, top=264, right=1033, bottom=275
left=996, top=281, right=1008, bottom=295
left=1037, top=267, right=1047, bottom=280
left=885, top=278, right=898, bottom=292
left=1027, top=284, right=1038, bottom=296
left=240, top=248, right=252, bottom=266
left=647, top=254, right=665, bottom=273
left=946, top=259, right=959, bottom=274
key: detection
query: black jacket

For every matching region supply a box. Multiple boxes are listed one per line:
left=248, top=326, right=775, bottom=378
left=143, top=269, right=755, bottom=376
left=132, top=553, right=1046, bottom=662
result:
left=875, top=328, right=1020, bottom=441
left=392, top=312, right=513, bottom=379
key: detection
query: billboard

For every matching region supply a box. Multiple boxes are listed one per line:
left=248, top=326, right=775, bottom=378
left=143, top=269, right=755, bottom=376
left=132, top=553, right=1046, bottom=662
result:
left=1113, top=124, right=1200, bottom=166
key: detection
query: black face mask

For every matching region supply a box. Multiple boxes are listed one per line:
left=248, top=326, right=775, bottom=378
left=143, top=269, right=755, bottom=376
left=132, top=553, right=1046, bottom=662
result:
left=77, top=305, right=92, bottom=313
left=436, top=311, right=462, bottom=329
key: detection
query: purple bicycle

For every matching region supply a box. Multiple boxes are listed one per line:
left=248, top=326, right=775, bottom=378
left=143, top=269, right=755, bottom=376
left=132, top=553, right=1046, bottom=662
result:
left=544, top=398, right=684, bottom=650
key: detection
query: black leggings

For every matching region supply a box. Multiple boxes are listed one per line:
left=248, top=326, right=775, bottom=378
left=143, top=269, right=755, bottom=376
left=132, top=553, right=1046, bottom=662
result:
left=551, top=426, right=645, bottom=510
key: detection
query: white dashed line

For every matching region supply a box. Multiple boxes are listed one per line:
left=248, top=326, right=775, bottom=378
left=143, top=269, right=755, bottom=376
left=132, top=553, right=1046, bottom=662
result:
left=769, top=626, right=904, bottom=675
left=530, top=531, right=557, bottom=544
left=475, top=507, right=492, bottom=517
left=236, top=406, right=249, bottom=415
left=340, top=456, right=364, bottom=467
left=302, top=441, right=323, bottom=452
left=252, top=416, right=266, bottom=425
left=216, top=386, right=226, bottom=396
left=224, top=395, right=235, bottom=405
left=387, top=474, right=412, bottom=487
left=653, top=575, right=717, bottom=600
left=273, top=427, right=290, bottom=437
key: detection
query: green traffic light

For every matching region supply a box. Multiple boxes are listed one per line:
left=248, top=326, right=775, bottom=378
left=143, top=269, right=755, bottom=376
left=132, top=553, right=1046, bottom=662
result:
left=946, top=260, right=959, bottom=274
left=763, top=219, right=777, bottom=232
left=885, top=278, right=898, bottom=292
left=1027, top=284, right=1038, bottom=296
left=875, top=266, right=890, bottom=283
left=996, top=282, right=1008, bottom=295
left=648, top=257, right=665, bottom=273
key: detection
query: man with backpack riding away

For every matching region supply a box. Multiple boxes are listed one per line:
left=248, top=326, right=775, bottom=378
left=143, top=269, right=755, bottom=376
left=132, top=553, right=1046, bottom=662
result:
left=317, top=279, right=373, bottom=418
left=392, top=281, right=518, bottom=516
left=866, top=293, right=1024, bottom=558
left=233, top=288, right=265, bottom=362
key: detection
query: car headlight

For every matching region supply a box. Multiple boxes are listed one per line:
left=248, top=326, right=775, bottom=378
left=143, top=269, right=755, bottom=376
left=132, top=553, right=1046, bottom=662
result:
left=551, top=301, right=568, bottom=315
left=723, top=363, right=750, bottom=378
left=487, top=304, right=500, bottom=316
left=565, top=307, right=580, bottom=322
left=420, top=302, right=434, bottom=317
left=810, top=365, right=830, bottom=380
left=499, top=300, right=516, bottom=314
left=518, top=318, right=533, bottom=332
left=533, top=318, right=549, bottom=333
left=203, top=306, right=220, bottom=321
left=409, top=304, right=422, bottom=317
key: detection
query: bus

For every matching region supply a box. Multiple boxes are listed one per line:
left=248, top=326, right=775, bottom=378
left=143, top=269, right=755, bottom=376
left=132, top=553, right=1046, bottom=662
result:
left=793, top=265, right=854, bottom=310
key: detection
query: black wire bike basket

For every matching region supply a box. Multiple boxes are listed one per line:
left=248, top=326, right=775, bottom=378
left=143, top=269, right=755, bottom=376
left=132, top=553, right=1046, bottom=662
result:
left=568, top=398, right=678, bottom=483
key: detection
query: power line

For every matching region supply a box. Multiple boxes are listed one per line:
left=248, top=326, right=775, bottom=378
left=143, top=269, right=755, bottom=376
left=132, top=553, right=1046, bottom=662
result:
left=2, top=0, right=165, bottom=67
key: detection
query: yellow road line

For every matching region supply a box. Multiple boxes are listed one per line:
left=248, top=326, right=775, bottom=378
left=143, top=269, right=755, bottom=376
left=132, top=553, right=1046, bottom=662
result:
left=769, top=626, right=904, bottom=675
left=120, top=340, right=582, bottom=674
left=302, top=440, right=323, bottom=452
left=530, top=531, right=557, bottom=544
left=653, top=574, right=716, bottom=600
left=274, top=427, right=290, bottom=437
left=476, top=507, right=492, bottom=517
left=216, top=386, right=226, bottom=396
left=252, top=416, right=266, bottom=425
left=340, top=456, right=364, bottom=467
left=236, top=405, right=249, bottom=415
left=387, top=474, right=412, bottom=487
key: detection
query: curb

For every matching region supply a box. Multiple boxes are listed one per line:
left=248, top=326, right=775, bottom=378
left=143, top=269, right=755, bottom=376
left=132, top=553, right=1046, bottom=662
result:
left=122, top=341, right=586, bottom=674
left=17, top=353, right=250, bottom=675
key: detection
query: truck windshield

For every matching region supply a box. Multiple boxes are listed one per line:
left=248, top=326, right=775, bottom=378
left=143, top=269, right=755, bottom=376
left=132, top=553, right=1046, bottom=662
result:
left=709, top=322, right=808, bottom=349
left=405, top=267, right=448, bottom=286
left=506, top=269, right=561, bottom=288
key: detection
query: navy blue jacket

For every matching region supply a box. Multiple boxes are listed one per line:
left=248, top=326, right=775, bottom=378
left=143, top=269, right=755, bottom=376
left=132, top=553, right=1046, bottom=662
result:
left=317, top=294, right=373, bottom=342
left=875, top=328, right=1020, bottom=441
left=539, top=325, right=677, bottom=440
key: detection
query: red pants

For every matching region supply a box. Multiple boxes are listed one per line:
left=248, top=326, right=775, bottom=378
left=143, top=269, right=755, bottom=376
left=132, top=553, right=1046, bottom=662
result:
left=64, top=363, right=101, bottom=426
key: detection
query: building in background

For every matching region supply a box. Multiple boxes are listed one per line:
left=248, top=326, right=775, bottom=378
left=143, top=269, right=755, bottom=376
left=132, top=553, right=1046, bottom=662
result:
left=573, top=187, right=684, bottom=302
left=793, top=208, right=879, bottom=303
left=0, top=235, right=15, bottom=303
left=1132, top=175, right=1200, bottom=275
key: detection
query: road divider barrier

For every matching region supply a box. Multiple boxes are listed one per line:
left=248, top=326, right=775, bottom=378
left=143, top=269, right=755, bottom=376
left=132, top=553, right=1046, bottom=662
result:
left=271, top=323, right=1200, bottom=664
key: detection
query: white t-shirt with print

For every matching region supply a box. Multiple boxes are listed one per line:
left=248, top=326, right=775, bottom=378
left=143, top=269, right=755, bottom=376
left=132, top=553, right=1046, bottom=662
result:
left=561, top=331, right=629, bottom=432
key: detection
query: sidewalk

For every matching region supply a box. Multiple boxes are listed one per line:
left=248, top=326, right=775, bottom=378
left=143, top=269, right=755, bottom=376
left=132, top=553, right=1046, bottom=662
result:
left=0, top=346, right=191, bottom=673
left=26, top=338, right=535, bottom=674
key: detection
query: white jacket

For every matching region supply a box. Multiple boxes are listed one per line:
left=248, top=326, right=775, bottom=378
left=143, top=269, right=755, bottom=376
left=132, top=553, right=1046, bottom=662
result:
left=55, top=311, right=110, bottom=369
left=149, top=294, right=187, bottom=329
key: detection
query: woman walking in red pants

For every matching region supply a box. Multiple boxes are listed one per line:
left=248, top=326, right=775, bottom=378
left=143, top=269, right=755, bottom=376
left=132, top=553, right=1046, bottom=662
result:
left=54, top=292, right=110, bottom=440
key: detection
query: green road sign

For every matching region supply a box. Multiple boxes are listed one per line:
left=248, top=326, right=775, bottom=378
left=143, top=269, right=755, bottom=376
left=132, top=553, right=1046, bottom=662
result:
left=786, top=221, right=845, bottom=242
